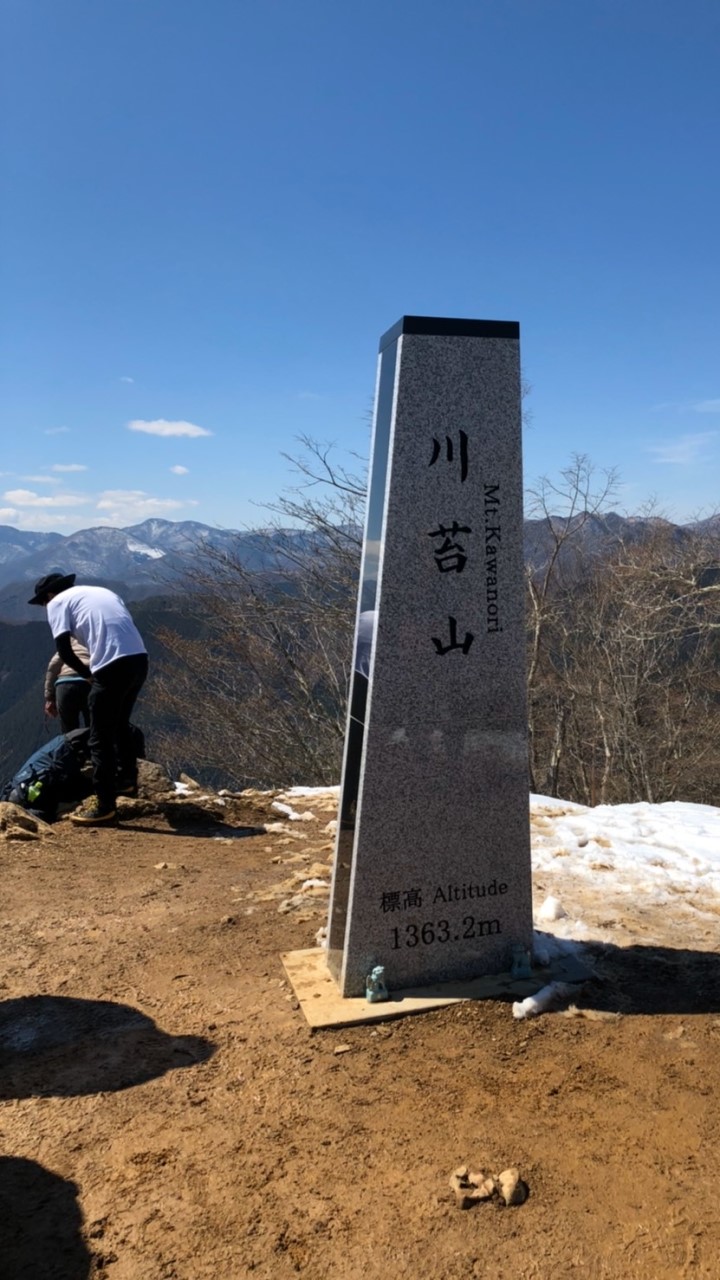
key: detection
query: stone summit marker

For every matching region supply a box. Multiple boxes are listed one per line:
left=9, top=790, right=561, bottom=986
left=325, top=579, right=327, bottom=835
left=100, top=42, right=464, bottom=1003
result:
left=326, top=315, right=534, bottom=999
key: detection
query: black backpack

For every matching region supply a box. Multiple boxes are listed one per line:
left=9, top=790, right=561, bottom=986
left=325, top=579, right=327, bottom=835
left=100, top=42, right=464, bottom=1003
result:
left=1, top=728, right=92, bottom=822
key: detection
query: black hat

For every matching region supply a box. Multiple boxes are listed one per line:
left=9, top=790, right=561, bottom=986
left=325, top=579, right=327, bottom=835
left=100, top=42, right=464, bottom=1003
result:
left=28, top=571, right=76, bottom=605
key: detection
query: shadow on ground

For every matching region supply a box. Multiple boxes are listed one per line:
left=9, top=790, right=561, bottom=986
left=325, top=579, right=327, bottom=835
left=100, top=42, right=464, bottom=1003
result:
left=578, top=941, right=720, bottom=1015
left=0, top=1156, right=92, bottom=1280
left=118, top=802, right=266, bottom=837
left=0, top=995, right=214, bottom=1099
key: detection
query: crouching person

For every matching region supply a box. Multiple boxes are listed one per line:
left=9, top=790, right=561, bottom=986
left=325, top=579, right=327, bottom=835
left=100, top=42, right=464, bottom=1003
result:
left=44, top=637, right=92, bottom=731
left=1, top=728, right=92, bottom=823
left=29, top=572, right=148, bottom=826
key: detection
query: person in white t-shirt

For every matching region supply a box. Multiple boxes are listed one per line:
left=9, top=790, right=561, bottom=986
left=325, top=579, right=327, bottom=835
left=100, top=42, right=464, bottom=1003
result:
left=29, top=571, right=148, bottom=825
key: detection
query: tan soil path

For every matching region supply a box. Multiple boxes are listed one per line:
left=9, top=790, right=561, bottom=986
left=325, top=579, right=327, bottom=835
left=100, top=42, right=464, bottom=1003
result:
left=1, top=794, right=718, bottom=1279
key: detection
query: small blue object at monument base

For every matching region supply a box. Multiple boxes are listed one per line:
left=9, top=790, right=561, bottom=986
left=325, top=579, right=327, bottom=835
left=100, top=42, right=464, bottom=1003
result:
left=510, top=946, right=533, bottom=980
left=365, top=965, right=389, bottom=1003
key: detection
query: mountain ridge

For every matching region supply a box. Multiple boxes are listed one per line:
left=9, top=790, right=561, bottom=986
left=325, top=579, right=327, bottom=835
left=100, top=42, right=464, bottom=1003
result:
left=0, top=512, right=717, bottom=624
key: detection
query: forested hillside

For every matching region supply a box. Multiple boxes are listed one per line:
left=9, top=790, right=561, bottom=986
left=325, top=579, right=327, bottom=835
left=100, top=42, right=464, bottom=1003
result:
left=1, top=455, right=718, bottom=802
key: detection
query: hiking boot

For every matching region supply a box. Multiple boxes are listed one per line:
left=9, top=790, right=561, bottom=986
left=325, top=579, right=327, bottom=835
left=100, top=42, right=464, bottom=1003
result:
left=70, top=795, right=117, bottom=826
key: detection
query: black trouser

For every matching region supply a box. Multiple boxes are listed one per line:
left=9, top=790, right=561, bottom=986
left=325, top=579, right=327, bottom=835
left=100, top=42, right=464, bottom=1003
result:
left=88, top=654, right=148, bottom=807
left=56, top=680, right=90, bottom=733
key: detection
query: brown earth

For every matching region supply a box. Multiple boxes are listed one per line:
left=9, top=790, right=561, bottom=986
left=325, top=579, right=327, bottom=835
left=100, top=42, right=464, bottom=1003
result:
left=1, top=784, right=719, bottom=1280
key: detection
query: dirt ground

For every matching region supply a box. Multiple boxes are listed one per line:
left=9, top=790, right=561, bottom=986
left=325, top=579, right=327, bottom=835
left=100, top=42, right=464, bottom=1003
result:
left=1, top=787, right=719, bottom=1280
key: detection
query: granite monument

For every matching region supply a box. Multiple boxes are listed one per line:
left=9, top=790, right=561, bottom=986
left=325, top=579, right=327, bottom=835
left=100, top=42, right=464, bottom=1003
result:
left=327, top=316, right=533, bottom=997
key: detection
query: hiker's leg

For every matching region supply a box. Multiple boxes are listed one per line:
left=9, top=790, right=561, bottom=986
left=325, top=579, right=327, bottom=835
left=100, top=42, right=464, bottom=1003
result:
left=114, top=655, right=149, bottom=785
left=56, top=682, right=88, bottom=734
left=88, top=667, right=125, bottom=809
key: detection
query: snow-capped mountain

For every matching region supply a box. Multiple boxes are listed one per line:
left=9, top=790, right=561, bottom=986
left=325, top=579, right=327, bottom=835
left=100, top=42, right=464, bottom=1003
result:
left=0, top=512, right=716, bottom=622
left=0, top=519, right=319, bottom=621
left=0, top=526, right=64, bottom=567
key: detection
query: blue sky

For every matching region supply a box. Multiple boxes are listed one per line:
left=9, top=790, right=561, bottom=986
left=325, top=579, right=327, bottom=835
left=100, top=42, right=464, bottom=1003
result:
left=1, top=0, right=718, bottom=533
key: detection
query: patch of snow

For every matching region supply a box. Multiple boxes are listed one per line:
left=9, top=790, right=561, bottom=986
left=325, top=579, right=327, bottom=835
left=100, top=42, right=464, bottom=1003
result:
left=532, top=930, right=589, bottom=967
left=512, top=981, right=578, bottom=1020
left=530, top=794, right=720, bottom=955
left=271, top=801, right=315, bottom=821
left=537, top=895, right=567, bottom=922
left=126, top=537, right=166, bottom=559
left=281, top=785, right=341, bottom=798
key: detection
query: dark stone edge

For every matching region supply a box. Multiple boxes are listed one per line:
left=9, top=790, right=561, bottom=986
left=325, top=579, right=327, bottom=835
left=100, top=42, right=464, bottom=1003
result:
left=379, top=315, right=519, bottom=351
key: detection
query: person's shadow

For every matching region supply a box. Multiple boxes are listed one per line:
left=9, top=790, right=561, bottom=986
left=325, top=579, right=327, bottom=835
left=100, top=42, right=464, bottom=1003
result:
left=0, top=1156, right=91, bottom=1279
left=0, top=995, right=214, bottom=1099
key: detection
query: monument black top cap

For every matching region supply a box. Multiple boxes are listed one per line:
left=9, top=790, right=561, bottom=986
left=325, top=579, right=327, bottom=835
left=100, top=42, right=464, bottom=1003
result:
left=379, top=315, right=519, bottom=352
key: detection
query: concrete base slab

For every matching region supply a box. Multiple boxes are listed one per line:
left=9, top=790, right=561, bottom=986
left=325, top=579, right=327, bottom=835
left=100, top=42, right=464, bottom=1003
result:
left=281, top=948, right=592, bottom=1029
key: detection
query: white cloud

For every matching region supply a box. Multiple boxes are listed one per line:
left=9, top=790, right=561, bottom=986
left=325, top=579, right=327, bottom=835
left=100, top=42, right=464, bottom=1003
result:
left=120, top=376, right=135, bottom=383
left=170, top=465, right=189, bottom=475
left=95, top=489, right=199, bottom=525
left=3, top=488, right=92, bottom=508
left=7, top=511, right=80, bottom=530
left=51, top=463, right=88, bottom=472
left=0, top=507, right=19, bottom=521
left=692, top=398, right=720, bottom=414
left=44, top=426, right=71, bottom=435
left=21, top=475, right=61, bottom=484
left=128, top=419, right=212, bottom=438
left=647, top=432, right=718, bottom=465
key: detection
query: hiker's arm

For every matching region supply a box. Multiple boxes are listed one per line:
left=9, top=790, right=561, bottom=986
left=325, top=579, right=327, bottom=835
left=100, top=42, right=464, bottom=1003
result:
left=55, top=632, right=92, bottom=679
left=45, top=653, right=62, bottom=701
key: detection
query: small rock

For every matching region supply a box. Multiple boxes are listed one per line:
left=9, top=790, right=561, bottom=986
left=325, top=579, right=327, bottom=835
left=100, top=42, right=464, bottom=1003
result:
left=137, top=760, right=174, bottom=798
left=0, top=802, right=53, bottom=841
left=449, top=1166, right=495, bottom=1208
left=496, top=1167, right=528, bottom=1206
left=154, top=861, right=169, bottom=870
left=334, top=1044, right=351, bottom=1055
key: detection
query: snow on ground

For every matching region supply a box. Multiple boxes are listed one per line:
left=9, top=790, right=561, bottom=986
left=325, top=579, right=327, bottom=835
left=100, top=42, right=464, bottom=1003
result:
left=281, top=786, right=341, bottom=798
left=530, top=794, right=720, bottom=953
left=269, top=786, right=720, bottom=957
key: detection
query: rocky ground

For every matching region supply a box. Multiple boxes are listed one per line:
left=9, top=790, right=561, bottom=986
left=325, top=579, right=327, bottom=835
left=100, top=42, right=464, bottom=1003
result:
left=1, top=769, right=719, bottom=1279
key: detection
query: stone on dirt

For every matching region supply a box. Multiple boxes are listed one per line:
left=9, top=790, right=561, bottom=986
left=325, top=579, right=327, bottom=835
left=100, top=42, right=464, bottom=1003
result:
left=496, top=1167, right=528, bottom=1206
left=449, top=1166, right=496, bottom=1208
left=0, top=802, right=54, bottom=842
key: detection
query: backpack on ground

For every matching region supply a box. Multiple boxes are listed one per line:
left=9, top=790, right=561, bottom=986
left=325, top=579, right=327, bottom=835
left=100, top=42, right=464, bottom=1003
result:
left=1, top=728, right=92, bottom=822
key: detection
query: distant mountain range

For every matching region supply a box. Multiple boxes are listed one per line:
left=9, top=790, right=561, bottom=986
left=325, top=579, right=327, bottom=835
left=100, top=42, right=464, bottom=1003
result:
left=0, top=519, right=321, bottom=622
left=0, top=512, right=717, bottom=782
left=0, top=512, right=717, bottom=623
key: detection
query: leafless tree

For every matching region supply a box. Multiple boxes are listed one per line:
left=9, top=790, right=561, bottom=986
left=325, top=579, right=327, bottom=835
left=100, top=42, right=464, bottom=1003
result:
left=147, top=439, right=365, bottom=788
left=524, top=453, right=620, bottom=791
left=529, top=510, right=720, bottom=805
left=146, top=433, right=719, bottom=806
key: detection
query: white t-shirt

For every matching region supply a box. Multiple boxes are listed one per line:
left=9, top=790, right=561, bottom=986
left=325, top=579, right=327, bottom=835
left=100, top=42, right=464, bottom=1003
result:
left=47, top=585, right=147, bottom=673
